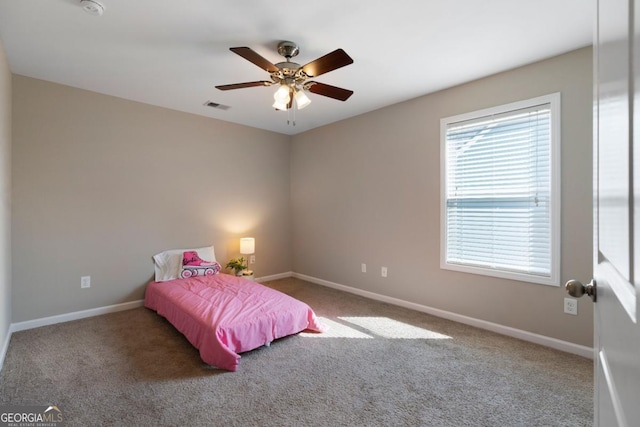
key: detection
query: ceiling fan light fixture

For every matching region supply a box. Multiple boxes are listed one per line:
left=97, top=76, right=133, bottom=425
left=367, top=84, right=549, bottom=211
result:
left=218, top=42, right=353, bottom=116
left=294, top=89, right=311, bottom=109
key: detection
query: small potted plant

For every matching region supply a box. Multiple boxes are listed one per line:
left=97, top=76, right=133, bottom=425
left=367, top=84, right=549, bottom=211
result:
left=226, top=257, right=253, bottom=278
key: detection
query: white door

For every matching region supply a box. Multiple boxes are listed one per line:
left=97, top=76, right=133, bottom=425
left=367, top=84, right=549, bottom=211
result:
left=584, top=0, right=640, bottom=425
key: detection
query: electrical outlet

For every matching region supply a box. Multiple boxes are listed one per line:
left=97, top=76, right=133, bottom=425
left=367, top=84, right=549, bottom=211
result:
left=249, top=255, right=255, bottom=264
left=381, top=267, right=388, bottom=278
left=361, top=263, right=367, bottom=273
left=564, top=298, right=578, bottom=315
left=81, top=276, right=91, bottom=289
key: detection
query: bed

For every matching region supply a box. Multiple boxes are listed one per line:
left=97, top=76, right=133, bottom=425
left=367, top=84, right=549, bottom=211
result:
left=144, top=273, right=324, bottom=371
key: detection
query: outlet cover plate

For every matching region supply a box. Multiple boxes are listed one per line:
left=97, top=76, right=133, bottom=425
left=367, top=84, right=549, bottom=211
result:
left=564, top=297, right=577, bottom=315
left=81, top=276, right=91, bottom=289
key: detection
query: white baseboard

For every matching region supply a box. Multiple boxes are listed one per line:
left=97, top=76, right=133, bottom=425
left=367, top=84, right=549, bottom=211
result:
left=10, top=299, right=145, bottom=333
left=5, top=271, right=298, bottom=334
left=292, top=272, right=594, bottom=360
left=255, top=271, right=293, bottom=283
left=1, top=271, right=593, bottom=372
left=0, top=299, right=143, bottom=372
left=5, top=271, right=297, bottom=334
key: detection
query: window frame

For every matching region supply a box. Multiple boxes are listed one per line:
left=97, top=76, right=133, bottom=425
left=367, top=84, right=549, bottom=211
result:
left=439, top=93, right=561, bottom=287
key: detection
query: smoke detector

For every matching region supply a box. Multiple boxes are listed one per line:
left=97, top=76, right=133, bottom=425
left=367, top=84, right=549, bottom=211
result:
left=80, top=0, right=105, bottom=16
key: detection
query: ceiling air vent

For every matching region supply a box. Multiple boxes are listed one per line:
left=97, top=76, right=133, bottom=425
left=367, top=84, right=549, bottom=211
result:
left=204, top=101, right=230, bottom=111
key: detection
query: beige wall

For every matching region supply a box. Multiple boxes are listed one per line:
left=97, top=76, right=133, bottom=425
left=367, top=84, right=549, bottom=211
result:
left=10, top=47, right=594, bottom=348
left=291, top=47, right=594, bottom=347
left=12, top=76, right=292, bottom=322
left=0, top=39, right=11, bottom=353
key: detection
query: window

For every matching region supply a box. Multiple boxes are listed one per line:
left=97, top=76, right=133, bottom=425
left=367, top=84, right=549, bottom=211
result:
left=440, top=93, right=560, bottom=286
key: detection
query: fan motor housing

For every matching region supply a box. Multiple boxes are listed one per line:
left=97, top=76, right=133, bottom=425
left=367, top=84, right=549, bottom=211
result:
left=271, top=62, right=307, bottom=87
left=275, top=61, right=300, bottom=75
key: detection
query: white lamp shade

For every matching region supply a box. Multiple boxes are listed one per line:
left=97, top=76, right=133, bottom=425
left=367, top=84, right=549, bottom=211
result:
left=240, top=237, right=255, bottom=255
left=272, top=85, right=291, bottom=110
left=272, top=99, right=288, bottom=111
left=274, top=85, right=291, bottom=102
left=294, top=90, right=311, bottom=109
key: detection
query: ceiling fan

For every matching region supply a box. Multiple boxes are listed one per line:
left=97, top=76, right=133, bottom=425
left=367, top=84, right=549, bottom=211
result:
left=216, top=41, right=354, bottom=111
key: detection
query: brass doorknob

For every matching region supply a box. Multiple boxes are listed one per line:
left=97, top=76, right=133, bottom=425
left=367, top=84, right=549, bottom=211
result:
left=565, top=279, right=597, bottom=302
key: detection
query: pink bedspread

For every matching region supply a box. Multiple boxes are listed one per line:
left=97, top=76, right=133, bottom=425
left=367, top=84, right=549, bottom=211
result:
left=144, top=274, right=324, bottom=371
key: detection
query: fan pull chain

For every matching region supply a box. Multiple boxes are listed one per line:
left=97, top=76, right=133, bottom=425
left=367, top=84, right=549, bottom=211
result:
left=286, top=102, right=296, bottom=126
left=292, top=101, right=296, bottom=126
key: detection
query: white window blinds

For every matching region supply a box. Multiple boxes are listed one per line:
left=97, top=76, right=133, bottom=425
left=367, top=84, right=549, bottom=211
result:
left=441, top=95, right=560, bottom=286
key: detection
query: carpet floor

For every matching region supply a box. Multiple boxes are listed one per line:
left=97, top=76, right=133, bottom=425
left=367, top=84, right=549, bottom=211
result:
left=0, top=277, right=593, bottom=426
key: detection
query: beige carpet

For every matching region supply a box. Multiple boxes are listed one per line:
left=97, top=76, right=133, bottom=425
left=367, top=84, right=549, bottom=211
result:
left=0, top=277, right=593, bottom=426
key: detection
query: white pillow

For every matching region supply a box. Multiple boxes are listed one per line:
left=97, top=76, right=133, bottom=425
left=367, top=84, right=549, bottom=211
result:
left=153, top=245, right=216, bottom=282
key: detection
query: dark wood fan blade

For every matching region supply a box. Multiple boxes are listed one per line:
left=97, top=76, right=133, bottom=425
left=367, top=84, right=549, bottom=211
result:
left=230, top=47, right=279, bottom=72
left=216, top=81, right=272, bottom=90
left=307, top=82, right=354, bottom=101
left=301, top=49, right=353, bottom=77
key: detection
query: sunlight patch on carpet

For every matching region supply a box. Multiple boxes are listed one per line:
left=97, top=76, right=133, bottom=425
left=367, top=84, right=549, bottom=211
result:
left=300, top=317, right=373, bottom=338
left=300, top=317, right=451, bottom=339
left=339, top=317, right=451, bottom=339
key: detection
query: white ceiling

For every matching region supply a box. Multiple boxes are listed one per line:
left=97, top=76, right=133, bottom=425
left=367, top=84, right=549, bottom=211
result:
left=0, top=1, right=593, bottom=135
